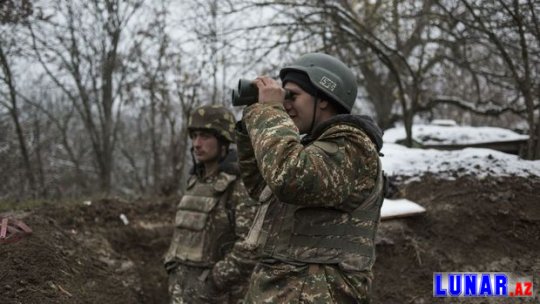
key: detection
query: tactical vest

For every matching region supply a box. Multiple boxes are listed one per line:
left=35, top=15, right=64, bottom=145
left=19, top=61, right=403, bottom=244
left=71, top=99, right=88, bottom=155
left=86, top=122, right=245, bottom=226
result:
left=251, top=158, right=384, bottom=272
left=164, top=172, right=238, bottom=267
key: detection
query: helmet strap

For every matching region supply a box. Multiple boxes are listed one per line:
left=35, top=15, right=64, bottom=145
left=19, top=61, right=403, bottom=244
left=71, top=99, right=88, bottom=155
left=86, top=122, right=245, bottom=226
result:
left=308, top=96, right=319, bottom=135
left=217, top=144, right=227, bottom=163
left=190, top=147, right=203, bottom=178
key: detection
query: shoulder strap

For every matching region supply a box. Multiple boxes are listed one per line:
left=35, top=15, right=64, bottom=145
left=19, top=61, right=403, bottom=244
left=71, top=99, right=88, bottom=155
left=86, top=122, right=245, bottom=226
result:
left=349, top=157, right=384, bottom=219
left=216, top=175, right=237, bottom=233
left=185, top=175, right=197, bottom=190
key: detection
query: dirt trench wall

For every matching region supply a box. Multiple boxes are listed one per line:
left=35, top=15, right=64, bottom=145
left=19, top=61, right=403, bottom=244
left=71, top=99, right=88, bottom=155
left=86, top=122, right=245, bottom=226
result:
left=372, top=175, right=540, bottom=303
left=1, top=176, right=539, bottom=303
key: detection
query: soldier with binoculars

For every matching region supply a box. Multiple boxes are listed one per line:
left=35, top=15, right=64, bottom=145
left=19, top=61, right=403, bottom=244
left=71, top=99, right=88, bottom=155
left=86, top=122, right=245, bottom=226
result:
left=233, top=53, right=387, bottom=303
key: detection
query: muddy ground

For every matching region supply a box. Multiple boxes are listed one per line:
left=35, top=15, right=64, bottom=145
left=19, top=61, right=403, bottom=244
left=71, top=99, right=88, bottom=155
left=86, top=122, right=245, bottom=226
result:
left=1, top=175, right=539, bottom=303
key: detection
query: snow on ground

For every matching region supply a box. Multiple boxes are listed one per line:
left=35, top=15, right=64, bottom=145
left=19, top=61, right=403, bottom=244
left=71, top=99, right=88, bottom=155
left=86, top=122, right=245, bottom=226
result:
left=381, top=198, right=426, bottom=220
left=381, top=124, right=540, bottom=180
left=384, top=124, right=528, bottom=145
left=382, top=143, right=540, bottom=179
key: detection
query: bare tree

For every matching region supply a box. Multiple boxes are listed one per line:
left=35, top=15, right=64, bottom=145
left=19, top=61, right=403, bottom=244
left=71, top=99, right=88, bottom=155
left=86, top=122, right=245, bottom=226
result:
left=0, top=0, right=33, bottom=24
left=27, top=0, right=145, bottom=193
left=437, top=0, right=540, bottom=159
left=322, top=0, right=447, bottom=146
left=0, top=1, right=36, bottom=195
left=242, top=0, right=449, bottom=147
left=20, top=86, right=92, bottom=194
left=130, top=5, right=171, bottom=194
left=112, top=0, right=206, bottom=195
left=229, top=0, right=538, bottom=152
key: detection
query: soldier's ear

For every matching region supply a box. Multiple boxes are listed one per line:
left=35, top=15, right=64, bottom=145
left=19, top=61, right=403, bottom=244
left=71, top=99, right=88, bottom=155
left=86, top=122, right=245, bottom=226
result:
left=319, top=99, right=330, bottom=110
left=319, top=99, right=339, bottom=115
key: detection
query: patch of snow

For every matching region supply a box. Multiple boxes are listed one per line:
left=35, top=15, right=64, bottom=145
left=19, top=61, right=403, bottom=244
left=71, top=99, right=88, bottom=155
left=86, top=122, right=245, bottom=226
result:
left=384, top=125, right=528, bottom=145
left=382, top=143, right=540, bottom=180
left=381, top=199, right=426, bottom=220
left=431, top=119, right=457, bottom=126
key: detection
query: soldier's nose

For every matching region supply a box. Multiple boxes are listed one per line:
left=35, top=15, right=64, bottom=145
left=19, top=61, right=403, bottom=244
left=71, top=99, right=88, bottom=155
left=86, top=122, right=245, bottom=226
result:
left=193, top=136, right=202, bottom=147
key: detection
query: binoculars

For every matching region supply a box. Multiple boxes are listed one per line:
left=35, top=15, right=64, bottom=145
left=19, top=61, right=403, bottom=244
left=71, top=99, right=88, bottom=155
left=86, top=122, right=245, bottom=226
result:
left=231, top=79, right=292, bottom=106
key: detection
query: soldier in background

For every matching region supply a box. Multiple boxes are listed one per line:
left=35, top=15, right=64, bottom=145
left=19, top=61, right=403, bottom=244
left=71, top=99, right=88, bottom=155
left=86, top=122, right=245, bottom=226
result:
left=164, top=105, right=258, bottom=304
left=236, top=53, right=386, bottom=303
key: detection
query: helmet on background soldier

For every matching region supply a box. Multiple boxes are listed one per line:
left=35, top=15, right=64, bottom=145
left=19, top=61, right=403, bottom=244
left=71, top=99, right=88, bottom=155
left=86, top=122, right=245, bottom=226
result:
left=188, top=105, right=236, bottom=143
left=279, top=53, right=358, bottom=113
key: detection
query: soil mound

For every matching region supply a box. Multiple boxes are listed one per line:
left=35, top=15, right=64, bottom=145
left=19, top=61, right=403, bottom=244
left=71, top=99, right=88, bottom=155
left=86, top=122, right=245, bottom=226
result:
left=373, top=175, right=540, bottom=303
left=1, top=198, right=175, bottom=304
left=0, top=213, right=139, bottom=304
left=1, top=176, right=538, bottom=303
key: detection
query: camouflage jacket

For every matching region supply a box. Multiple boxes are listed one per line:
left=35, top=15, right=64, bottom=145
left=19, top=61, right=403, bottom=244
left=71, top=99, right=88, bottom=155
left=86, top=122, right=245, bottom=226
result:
left=164, top=150, right=258, bottom=290
left=236, top=102, right=383, bottom=271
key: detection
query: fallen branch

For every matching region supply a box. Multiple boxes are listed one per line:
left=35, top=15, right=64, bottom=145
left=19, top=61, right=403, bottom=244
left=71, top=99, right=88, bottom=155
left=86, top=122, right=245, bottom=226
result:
left=57, top=284, right=73, bottom=297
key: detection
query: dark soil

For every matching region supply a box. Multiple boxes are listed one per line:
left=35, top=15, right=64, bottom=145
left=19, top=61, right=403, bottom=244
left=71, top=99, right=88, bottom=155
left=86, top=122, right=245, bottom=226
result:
left=0, top=198, right=175, bottom=304
left=1, top=175, right=539, bottom=303
left=373, top=175, right=540, bottom=303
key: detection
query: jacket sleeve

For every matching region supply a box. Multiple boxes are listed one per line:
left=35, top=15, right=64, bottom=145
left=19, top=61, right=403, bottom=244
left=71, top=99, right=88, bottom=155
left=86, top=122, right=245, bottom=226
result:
left=243, top=102, right=378, bottom=208
left=235, top=123, right=267, bottom=201
left=211, top=179, right=259, bottom=289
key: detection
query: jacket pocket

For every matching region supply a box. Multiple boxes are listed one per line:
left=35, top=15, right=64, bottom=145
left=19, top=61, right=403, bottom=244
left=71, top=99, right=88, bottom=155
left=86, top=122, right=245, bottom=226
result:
left=175, top=210, right=208, bottom=231
left=175, top=195, right=219, bottom=230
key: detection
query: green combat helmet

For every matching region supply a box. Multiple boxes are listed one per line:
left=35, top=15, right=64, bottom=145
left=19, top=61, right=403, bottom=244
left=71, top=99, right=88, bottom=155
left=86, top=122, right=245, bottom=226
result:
left=188, top=105, right=236, bottom=142
left=279, top=53, right=358, bottom=113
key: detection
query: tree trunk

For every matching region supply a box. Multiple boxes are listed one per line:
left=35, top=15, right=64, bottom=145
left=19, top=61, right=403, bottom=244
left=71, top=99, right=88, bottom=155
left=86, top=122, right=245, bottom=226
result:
left=150, top=92, right=162, bottom=194
left=33, top=113, right=47, bottom=197
left=0, top=45, right=35, bottom=194
left=533, top=116, right=540, bottom=160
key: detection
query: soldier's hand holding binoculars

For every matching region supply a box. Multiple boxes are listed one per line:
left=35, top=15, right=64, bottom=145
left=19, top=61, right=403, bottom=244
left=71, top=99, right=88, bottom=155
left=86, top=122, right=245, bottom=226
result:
left=253, top=76, right=288, bottom=104
left=231, top=77, right=292, bottom=106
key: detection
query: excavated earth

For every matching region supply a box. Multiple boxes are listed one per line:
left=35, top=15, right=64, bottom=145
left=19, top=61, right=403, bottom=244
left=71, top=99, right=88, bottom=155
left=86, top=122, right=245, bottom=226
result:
left=0, top=175, right=539, bottom=303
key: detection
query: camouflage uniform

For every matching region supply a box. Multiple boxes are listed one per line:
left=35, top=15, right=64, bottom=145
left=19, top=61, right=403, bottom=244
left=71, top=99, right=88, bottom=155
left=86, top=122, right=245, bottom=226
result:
left=164, top=105, right=258, bottom=304
left=236, top=54, right=385, bottom=303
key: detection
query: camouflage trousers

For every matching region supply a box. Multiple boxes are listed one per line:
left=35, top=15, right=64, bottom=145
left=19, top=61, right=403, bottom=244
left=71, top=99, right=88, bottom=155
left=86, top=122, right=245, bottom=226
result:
left=243, top=261, right=372, bottom=304
left=168, top=264, right=245, bottom=304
